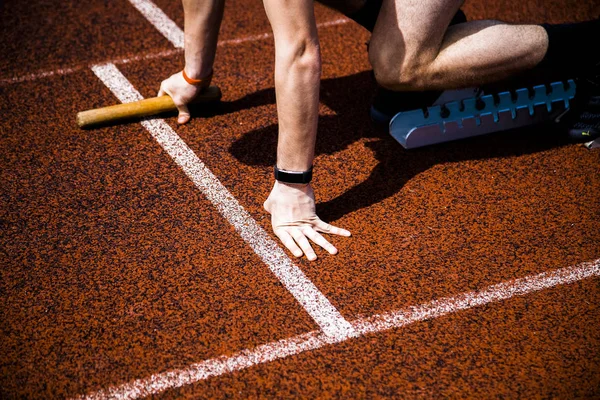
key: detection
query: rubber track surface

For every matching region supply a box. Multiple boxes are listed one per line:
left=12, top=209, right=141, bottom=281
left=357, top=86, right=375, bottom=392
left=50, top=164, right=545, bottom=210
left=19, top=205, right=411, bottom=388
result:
left=1, top=0, right=599, bottom=398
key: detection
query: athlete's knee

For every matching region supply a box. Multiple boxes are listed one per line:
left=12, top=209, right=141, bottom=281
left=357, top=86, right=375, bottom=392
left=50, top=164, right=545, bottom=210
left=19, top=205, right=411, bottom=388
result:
left=369, top=45, right=428, bottom=91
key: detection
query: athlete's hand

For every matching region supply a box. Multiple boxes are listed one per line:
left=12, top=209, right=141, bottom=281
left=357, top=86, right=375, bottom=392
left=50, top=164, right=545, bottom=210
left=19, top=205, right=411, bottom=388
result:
left=158, top=71, right=203, bottom=124
left=264, top=181, right=351, bottom=261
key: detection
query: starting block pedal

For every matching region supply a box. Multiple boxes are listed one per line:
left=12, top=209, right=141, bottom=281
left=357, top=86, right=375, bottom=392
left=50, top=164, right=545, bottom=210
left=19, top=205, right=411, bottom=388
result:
left=389, top=80, right=577, bottom=149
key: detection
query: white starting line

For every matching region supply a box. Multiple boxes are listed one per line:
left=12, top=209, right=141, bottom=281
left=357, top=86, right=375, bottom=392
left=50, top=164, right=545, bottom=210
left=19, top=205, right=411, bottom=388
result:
left=75, top=258, right=600, bottom=399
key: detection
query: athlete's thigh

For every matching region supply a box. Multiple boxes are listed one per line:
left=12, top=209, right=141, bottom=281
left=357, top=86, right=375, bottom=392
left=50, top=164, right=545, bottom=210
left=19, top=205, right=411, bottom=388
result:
left=370, top=0, right=464, bottom=65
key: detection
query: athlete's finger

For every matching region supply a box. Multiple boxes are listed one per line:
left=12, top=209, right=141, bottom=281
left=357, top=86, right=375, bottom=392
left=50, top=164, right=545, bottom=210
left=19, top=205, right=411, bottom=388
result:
left=176, top=103, right=191, bottom=124
left=158, top=81, right=169, bottom=98
left=290, top=228, right=317, bottom=261
left=275, top=229, right=303, bottom=258
left=314, top=220, right=351, bottom=237
left=302, top=227, right=337, bottom=255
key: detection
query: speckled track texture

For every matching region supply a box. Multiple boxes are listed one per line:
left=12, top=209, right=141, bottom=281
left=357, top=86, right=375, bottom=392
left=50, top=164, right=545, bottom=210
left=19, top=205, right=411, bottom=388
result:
left=1, top=0, right=599, bottom=398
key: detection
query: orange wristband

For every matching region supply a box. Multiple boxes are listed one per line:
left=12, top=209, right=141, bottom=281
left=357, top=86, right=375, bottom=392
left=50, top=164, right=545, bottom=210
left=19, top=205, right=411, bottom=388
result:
left=182, top=69, right=213, bottom=88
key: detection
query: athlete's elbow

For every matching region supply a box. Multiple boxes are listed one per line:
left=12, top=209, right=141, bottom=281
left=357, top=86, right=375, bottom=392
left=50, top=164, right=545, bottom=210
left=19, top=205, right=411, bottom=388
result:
left=278, top=39, right=322, bottom=75
left=297, top=49, right=322, bottom=77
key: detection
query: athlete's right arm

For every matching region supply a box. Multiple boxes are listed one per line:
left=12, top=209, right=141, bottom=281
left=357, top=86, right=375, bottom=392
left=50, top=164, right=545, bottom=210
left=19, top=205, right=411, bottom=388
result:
left=262, top=0, right=351, bottom=260
left=158, top=0, right=224, bottom=124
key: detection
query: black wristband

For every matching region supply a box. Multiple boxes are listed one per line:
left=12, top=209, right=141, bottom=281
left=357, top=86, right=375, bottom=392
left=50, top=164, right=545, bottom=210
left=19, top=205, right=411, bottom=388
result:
left=274, top=165, right=313, bottom=184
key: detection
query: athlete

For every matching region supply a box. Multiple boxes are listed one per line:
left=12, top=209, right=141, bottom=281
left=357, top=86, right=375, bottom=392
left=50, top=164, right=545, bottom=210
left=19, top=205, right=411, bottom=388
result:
left=158, top=0, right=599, bottom=261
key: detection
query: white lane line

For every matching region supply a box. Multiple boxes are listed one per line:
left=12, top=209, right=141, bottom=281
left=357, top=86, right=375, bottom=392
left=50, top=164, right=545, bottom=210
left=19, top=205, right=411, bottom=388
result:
left=76, top=258, right=600, bottom=400
left=0, top=49, right=183, bottom=86
left=109, top=49, right=182, bottom=66
left=316, top=18, right=351, bottom=28
left=75, top=331, right=327, bottom=400
left=217, top=18, right=349, bottom=46
left=127, top=0, right=184, bottom=48
left=0, top=52, right=181, bottom=86
left=352, top=258, right=600, bottom=334
left=217, top=32, right=272, bottom=46
left=90, top=62, right=356, bottom=341
left=0, top=18, right=350, bottom=86
left=0, top=66, right=82, bottom=85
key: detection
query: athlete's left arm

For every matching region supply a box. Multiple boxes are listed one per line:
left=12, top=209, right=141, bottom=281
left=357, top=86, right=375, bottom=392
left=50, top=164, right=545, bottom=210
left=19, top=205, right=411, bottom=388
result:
left=158, top=0, right=224, bottom=124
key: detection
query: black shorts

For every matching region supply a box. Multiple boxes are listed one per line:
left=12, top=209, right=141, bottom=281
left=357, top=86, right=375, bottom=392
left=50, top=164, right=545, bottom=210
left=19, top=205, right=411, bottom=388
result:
left=349, top=1, right=466, bottom=33
left=348, top=0, right=383, bottom=32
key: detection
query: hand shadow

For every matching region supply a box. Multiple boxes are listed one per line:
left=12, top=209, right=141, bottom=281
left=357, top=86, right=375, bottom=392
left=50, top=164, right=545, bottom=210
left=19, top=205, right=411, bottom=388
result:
left=225, top=71, right=573, bottom=222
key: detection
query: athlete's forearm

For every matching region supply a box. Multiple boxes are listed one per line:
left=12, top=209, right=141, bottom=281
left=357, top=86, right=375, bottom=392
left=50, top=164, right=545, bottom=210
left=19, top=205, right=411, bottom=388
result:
left=182, top=0, right=224, bottom=79
left=274, top=40, right=321, bottom=172
left=261, top=0, right=349, bottom=260
left=263, top=0, right=321, bottom=172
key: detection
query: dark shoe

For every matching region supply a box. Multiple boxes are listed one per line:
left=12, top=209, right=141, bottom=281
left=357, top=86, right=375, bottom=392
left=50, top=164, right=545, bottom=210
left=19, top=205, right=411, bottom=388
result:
left=370, top=87, right=445, bottom=125
left=568, top=66, right=600, bottom=141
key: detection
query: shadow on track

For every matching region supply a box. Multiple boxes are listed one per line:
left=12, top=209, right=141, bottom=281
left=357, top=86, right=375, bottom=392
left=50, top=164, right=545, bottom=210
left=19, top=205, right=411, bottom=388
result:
left=211, top=71, right=572, bottom=222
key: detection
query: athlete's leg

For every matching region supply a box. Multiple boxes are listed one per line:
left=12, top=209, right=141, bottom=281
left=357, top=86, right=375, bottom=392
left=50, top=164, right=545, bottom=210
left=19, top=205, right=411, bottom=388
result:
left=368, top=0, right=549, bottom=91
left=319, top=0, right=600, bottom=141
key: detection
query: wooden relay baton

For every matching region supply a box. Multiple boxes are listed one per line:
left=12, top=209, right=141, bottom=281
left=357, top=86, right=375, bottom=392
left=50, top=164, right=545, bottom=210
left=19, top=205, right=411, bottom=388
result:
left=76, top=85, right=222, bottom=128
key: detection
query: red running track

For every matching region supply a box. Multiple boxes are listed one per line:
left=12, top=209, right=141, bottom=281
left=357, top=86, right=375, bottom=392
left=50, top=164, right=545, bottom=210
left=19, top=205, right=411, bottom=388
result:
left=1, top=0, right=599, bottom=398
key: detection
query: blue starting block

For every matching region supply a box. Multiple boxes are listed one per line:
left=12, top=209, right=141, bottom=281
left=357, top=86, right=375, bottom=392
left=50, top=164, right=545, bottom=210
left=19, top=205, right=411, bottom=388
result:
left=389, top=80, right=576, bottom=149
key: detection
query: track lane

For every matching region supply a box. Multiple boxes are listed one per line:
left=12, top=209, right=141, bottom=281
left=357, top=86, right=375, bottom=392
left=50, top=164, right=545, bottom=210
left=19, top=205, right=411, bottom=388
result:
left=142, top=276, right=600, bottom=398
left=90, top=62, right=355, bottom=340
left=151, top=0, right=346, bottom=43
left=0, top=0, right=174, bottom=78
left=122, top=20, right=600, bottom=319
left=1, top=0, right=599, bottom=398
left=75, top=259, right=599, bottom=399
left=0, top=73, right=319, bottom=398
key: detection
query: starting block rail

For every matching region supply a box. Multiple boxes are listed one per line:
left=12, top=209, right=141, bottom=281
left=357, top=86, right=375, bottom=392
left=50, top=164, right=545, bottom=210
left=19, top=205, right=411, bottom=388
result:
left=390, top=80, right=577, bottom=149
